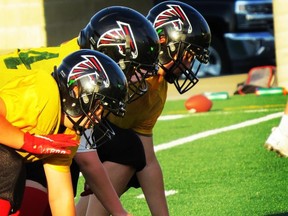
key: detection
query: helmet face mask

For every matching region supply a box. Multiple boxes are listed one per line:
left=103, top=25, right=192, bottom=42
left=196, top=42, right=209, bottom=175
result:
left=81, top=118, right=115, bottom=149
left=78, top=6, right=160, bottom=103
left=147, top=1, right=211, bottom=94
left=53, top=49, right=128, bottom=147
left=66, top=101, right=102, bottom=136
left=160, top=41, right=209, bottom=93
left=123, top=61, right=160, bottom=102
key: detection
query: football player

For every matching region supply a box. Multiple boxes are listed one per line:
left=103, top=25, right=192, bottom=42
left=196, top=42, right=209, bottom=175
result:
left=1, top=6, right=159, bottom=216
left=0, top=49, right=128, bottom=216
left=74, top=6, right=161, bottom=216
left=76, top=1, right=211, bottom=216
left=265, top=102, right=288, bottom=157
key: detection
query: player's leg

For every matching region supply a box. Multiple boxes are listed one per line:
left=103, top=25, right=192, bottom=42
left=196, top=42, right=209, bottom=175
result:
left=77, top=123, right=146, bottom=215
left=136, top=134, right=169, bottom=216
left=74, top=148, right=131, bottom=215
left=16, top=180, right=49, bottom=216
left=75, top=194, right=89, bottom=216
left=265, top=102, right=288, bottom=156
left=84, top=162, right=135, bottom=216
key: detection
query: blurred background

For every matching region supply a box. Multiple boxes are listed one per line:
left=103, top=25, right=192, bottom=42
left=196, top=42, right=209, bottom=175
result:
left=0, top=0, right=153, bottom=52
left=0, top=0, right=276, bottom=77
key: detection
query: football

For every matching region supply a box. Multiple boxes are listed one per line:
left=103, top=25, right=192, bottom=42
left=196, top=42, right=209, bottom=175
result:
left=184, top=94, right=213, bottom=113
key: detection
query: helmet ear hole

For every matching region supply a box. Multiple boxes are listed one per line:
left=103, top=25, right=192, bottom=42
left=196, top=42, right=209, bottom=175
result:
left=168, top=43, right=176, bottom=52
left=118, top=59, right=126, bottom=70
left=159, top=46, right=172, bottom=65
left=81, top=94, right=90, bottom=104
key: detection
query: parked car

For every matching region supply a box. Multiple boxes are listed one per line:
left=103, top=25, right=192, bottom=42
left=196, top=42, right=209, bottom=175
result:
left=153, top=0, right=275, bottom=77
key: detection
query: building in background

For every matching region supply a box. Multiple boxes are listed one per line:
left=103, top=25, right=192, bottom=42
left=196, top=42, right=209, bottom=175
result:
left=0, top=0, right=152, bottom=52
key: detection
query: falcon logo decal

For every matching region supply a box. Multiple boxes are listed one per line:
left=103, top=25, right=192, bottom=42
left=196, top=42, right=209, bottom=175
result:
left=97, top=21, right=138, bottom=59
left=153, top=4, right=192, bottom=33
left=68, top=55, right=110, bottom=88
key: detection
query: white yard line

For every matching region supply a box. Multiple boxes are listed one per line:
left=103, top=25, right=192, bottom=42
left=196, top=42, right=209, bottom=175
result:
left=139, top=112, right=282, bottom=198
left=154, top=112, right=283, bottom=152
left=80, top=112, right=283, bottom=199
left=136, top=190, right=178, bottom=199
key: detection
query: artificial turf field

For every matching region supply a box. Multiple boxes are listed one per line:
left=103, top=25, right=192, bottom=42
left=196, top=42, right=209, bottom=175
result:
left=76, top=93, right=288, bottom=216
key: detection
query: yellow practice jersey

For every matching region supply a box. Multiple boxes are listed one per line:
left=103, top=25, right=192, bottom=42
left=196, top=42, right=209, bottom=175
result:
left=0, top=37, right=167, bottom=137
left=0, top=66, right=78, bottom=172
left=0, top=37, right=79, bottom=72
left=108, top=75, right=168, bottom=136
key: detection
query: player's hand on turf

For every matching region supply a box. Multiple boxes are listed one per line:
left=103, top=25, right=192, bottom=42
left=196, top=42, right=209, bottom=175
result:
left=22, top=132, right=78, bottom=155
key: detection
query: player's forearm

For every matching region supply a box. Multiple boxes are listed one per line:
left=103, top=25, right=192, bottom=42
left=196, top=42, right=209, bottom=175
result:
left=46, top=166, right=76, bottom=216
left=83, top=164, right=128, bottom=215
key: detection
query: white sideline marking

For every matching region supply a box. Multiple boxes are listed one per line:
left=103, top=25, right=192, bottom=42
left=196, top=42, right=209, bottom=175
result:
left=158, top=108, right=284, bottom=121
left=158, top=114, right=187, bottom=120
left=81, top=112, right=283, bottom=199
left=136, top=190, right=178, bottom=199
left=154, top=112, right=283, bottom=152
left=136, top=112, right=282, bottom=199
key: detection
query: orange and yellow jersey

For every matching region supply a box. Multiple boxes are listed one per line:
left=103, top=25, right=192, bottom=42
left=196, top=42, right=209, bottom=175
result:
left=0, top=64, right=78, bottom=172
left=0, top=37, right=79, bottom=72
left=108, top=75, right=168, bottom=136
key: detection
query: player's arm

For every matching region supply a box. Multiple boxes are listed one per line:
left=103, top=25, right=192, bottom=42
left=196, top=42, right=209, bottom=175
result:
left=74, top=151, right=130, bottom=215
left=44, top=164, right=76, bottom=216
left=0, top=97, right=78, bottom=154
left=0, top=97, right=24, bottom=148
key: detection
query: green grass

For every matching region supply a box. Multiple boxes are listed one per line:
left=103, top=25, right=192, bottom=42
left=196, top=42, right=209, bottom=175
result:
left=76, top=93, right=288, bottom=215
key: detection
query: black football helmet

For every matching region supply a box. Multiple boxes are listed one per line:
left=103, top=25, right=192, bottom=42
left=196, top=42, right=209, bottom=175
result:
left=53, top=49, right=128, bottom=148
left=147, top=1, right=211, bottom=94
left=78, top=6, right=160, bottom=102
